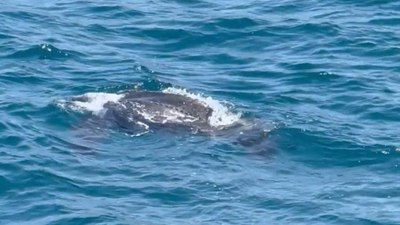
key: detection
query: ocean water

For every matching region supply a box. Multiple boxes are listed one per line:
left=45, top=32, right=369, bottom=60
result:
left=1, top=0, right=400, bottom=224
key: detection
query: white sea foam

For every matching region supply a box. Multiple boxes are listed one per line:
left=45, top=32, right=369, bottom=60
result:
left=162, top=87, right=241, bottom=127
left=59, top=92, right=124, bottom=115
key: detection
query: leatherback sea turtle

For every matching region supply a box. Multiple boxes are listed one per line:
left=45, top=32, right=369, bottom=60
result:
left=63, top=88, right=270, bottom=148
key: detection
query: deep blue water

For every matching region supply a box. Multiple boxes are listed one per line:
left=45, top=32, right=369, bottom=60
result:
left=1, top=1, right=400, bottom=224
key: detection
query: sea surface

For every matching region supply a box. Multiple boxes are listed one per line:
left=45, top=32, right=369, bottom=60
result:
left=1, top=1, right=400, bottom=224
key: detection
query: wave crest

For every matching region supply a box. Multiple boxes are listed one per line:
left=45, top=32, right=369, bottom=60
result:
left=8, top=44, right=74, bottom=60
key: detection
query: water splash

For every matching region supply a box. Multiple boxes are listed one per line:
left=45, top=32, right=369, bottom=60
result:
left=162, top=87, right=242, bottom=127
left=57, top=92, right=124, bottom=115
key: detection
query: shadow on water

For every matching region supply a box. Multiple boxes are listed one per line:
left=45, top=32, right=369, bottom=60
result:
left=70, top=112, right=279, bottom=159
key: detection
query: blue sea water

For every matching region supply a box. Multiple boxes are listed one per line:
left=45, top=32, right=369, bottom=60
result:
left=1, top=0, right=400, bottom=224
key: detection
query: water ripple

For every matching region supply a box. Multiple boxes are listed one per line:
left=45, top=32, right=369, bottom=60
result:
left=1, top=0, right=400, bottom=224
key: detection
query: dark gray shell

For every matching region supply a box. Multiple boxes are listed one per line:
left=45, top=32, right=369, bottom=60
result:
left=103, top=91, right=214, bottom=132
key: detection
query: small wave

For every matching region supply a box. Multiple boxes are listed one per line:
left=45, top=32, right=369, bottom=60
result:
left=212, top=17, right=260, bottom=30
left=0, top=33, right=15, bottom=39
left=8, top=44, right=74, bottom=60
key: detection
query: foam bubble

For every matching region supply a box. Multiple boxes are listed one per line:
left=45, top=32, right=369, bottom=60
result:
left=162, top=87, right=241, bottom=127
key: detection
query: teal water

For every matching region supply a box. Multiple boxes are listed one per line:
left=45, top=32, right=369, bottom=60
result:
left=1, top=1, right=400, bottom=224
